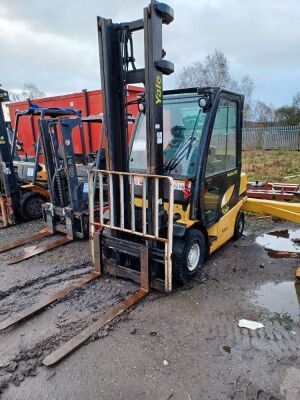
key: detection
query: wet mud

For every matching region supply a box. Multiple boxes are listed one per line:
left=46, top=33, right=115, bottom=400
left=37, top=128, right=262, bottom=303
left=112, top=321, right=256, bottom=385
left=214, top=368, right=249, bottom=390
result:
left=252, top=281, right=300, bottom=321
left=0, top=216, right=299, bottom=399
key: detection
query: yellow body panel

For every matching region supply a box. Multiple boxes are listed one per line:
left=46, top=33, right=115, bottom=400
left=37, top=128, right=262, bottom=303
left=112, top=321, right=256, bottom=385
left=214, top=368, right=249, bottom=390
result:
left=36, top=170, right=47, bottom=182
left=21, top=184, right=49, bottom=198
left=239, top=172, right=247, bottom=195
left=134, top=172, right=300, bottom=257
left=208, top=198, right=246, bottom=253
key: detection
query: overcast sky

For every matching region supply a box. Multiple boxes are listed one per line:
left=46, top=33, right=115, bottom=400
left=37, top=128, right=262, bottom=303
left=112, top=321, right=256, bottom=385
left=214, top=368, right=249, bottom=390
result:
left=1, top=0, right=299, bottom=106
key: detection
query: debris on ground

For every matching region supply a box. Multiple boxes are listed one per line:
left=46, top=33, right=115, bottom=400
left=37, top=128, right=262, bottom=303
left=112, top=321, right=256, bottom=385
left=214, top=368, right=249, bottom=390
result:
left=230, top=376, right=281, bottom=399
left=238, top=319, right=265, bottom=330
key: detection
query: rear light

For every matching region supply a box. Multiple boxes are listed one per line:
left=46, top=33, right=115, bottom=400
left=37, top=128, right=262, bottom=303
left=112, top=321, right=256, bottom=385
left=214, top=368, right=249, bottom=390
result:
left=183, top=180, right=191, bottom=200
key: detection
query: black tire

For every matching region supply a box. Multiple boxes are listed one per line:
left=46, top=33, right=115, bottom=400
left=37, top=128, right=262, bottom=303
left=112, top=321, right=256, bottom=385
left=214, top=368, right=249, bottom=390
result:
left=172, top=229, right=206, bottom=285
left=233, top=211, right=244, bottom=240
left=20, top=192, right=46, bottom=221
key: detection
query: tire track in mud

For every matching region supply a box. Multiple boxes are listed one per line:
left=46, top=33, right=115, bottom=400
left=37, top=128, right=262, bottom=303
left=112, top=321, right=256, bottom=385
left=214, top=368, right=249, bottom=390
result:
left=229, top=376, right=282, bottom=399
left=203, top=312, right=300, bottom=357
left=0, top=316, right=96, bottom=396
left=0, top=268, right=92, bottom=318
left=0, top=261, right=91, bottom=301
left=0, top=277, right=139, bottom=398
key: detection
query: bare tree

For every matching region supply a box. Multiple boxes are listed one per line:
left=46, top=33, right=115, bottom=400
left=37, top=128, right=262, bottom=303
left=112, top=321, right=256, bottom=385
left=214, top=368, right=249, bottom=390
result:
left=177, top=49, right=254, bottom=120
left=293, top=92, right=300, bottom=108
left=10, top=83, right=46, bottom=102
left=253, top=100, right=275, bottom=125
left=237, top=75, right=255, bottom=121
left=178, top=49, right=232, bottom=88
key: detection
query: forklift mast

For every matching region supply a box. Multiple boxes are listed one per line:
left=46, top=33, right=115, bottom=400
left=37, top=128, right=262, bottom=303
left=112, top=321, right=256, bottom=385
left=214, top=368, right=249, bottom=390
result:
left=0, top=89, right=20, bottom=225
left=37, top=109, right=90, bottom=239
left=98, top=0, right=174, bottom=230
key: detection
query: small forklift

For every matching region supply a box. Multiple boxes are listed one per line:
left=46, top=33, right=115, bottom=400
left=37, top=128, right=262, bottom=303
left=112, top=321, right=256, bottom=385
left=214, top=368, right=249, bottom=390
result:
left=0, top=0, right=299, bottom=366
left=0, top=90, right=49, bottom=226
left=0, top=105, right=97, bottom=262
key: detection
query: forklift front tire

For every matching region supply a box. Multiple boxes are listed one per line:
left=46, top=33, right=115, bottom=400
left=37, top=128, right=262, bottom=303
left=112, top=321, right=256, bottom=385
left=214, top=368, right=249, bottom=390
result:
left=20, top=192, right=46, bottom=221
left=172, top=229, right=205, bottom=285
left=233, top=211, right=244, bottom=240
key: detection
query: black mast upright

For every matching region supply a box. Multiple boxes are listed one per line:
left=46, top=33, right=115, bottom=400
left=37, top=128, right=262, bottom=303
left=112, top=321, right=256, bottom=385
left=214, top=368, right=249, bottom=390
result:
left=97, top=0, right=174, bottom=233
left=0, top=88, right=20, bottom=224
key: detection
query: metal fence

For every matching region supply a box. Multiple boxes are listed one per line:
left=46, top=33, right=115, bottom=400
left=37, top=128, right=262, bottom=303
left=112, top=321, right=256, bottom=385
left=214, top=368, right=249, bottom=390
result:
left=242, top=125, right=300, bottom=149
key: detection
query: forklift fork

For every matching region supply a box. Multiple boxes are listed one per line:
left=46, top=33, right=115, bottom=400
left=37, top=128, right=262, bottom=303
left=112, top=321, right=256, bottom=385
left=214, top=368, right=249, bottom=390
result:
left=0, top=227, right=50, bottom=253
left=43, top=245, right=150, bottom=366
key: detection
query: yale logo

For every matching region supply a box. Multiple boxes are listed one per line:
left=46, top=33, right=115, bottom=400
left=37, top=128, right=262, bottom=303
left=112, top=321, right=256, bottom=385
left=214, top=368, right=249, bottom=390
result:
left=155, top=75, right=162, bottom=105
left=221, top=205, right=230, bottom=215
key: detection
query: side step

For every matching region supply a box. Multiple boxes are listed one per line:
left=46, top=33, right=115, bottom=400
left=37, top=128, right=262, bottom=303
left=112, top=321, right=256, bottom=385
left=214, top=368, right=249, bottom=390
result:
left=0, top=271, right=100, bottom=331
left=0, top=228, right=50, bottom=254
left=7, top=236, right=72, bottom=265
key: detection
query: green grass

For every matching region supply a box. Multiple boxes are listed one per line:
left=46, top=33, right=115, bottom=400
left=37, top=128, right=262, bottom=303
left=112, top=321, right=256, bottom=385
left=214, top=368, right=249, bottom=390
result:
left=242, top=149, right=300, bottom=183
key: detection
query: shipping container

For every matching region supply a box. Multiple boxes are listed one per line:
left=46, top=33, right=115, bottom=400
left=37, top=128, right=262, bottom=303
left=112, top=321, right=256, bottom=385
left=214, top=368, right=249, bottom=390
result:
left=7, top=87, right=141, bottom=157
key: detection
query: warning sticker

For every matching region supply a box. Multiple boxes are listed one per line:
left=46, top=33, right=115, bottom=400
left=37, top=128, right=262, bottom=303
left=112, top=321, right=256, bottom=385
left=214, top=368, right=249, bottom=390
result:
left=27, top=167, right=34, bottom=177
left=132, top=140, right=146, bottom=151
left=157, top=131, right=163, bottom=144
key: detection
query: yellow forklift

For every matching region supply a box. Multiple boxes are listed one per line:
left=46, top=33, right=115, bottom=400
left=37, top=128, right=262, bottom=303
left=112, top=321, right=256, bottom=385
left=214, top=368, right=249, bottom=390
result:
left=0, top=0, right=299, bottom=366
left=0, top=89, right=49, bottom=227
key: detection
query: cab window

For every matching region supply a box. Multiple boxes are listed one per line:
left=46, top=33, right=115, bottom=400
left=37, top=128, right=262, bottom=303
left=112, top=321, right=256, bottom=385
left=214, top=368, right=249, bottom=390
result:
left=205, top=99, right=237, bottom=177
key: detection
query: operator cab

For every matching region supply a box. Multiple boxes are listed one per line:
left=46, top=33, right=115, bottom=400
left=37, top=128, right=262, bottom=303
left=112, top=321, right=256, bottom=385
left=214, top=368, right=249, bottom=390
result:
left=129, top=87, right=245, bottom=229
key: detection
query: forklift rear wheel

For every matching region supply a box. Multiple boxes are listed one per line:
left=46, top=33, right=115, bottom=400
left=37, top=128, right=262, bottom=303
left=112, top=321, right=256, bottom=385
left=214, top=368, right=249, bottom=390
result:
left=233, top=211, right=244, bottom=240
left=172, top=229, right=205, bottom=285
left=20, top=192, right=46, bottom=221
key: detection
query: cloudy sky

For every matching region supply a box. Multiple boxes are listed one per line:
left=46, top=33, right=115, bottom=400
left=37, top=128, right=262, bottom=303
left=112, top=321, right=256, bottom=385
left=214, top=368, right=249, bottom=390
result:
left=1, top=0, right=299, bottom=106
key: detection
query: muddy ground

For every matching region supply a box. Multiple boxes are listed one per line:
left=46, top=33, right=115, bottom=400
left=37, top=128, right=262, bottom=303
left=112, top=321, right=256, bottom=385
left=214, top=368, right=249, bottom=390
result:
left=0, top=216, right=299, bottom=400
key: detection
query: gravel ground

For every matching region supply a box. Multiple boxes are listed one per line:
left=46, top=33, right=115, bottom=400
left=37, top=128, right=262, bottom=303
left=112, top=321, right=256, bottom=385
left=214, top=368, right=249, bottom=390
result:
left=0, top=216, right=299, bottom=400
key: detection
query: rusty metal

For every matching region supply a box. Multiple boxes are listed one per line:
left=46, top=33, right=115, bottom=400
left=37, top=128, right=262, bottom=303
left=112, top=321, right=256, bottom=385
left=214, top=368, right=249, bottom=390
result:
left=90, top=170, right=173, bottom=243
left=246, top=189, right=296, bottom=201
left=88, top=169, right=174, bottom=293
left=140, top=245, right=149, bottom=292
left=246, top=182, right=300, bottom=201
left=0, top=272, right=99, bottom=332
left=0, top=197, right=9, bottom=228
left=42, top=242, right=150, bottom=366
left=7, top=236, right=72, bottom=265
left=0, top=228, right=50, bottom=254
left=42, top=288, right=148, bottom=366
left=165, top=182, right=174, bottom=293
left=247, top=182, right=299, bottom=192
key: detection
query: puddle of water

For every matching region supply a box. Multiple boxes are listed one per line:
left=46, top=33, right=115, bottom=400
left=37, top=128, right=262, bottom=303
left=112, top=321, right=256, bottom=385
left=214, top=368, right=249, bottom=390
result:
left=256, top=229, right=300, bottom=258
left=252, top=281, right=300, bottom=320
